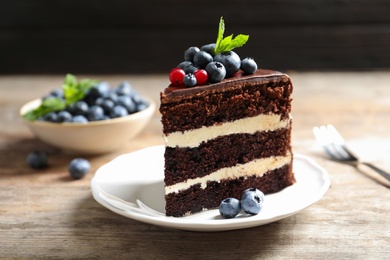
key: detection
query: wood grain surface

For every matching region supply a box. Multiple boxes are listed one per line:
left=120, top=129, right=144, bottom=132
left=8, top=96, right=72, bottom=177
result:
left=0, top=72, right=389, bottom=259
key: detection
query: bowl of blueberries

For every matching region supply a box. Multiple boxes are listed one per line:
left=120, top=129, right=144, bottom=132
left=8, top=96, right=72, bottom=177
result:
left=20, top=74, right=156, bottom=154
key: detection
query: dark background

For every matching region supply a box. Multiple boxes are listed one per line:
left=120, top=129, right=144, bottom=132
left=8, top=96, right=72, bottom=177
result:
left=1, top=0, right=390, bottom=74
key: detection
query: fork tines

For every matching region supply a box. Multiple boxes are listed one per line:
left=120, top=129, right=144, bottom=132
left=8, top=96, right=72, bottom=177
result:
left=313, top=124, right=357, bottom=162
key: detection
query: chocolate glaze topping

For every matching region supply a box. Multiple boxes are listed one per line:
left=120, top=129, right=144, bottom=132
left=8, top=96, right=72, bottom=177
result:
left=161, top=69, right=289, bottom=103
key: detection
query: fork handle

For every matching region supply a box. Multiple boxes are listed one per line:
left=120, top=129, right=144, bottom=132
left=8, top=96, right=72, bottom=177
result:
left=361, top=162, right=390, bottom=182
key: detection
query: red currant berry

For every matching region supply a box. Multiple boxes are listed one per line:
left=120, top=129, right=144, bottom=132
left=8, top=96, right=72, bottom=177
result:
left=169, top=68, right=185, bottom=86
left=194, top=69, right=208, bottom=85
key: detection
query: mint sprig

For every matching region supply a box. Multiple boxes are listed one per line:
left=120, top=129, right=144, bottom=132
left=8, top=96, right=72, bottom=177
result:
left=214, top=17, right=249, bottom=55
left=23, top=97, right=66, bottom=121
left=23, top=74, right=98, bottom=121
left=63, top=74, right=97, bottom=106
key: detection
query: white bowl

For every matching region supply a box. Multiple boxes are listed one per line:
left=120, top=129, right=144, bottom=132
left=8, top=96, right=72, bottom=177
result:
left=20, top=97, right=156, bottom=155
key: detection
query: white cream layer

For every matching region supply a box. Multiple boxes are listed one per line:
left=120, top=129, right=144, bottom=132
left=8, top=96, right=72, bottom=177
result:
left=165, top=152, right=292, bottom=195
left=164, top=113, right=291, bottom=148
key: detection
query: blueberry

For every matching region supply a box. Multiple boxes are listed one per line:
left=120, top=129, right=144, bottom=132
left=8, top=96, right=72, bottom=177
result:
left=68, top=158, right=91, bottom=179
left=110, top=105, right=128, bottom=118
left=71, top=115, right=88, bottom=123
left=177, top=61, right=192, bottom=69
left=219, top=198, right=241, bottom=219
left=240, top=188, right=264, bottom=215
left=66, top=103, right=76, bottom=114
left=57, top=110, right=73, bottom=122
left=106, top=91, right=119, bottom=103
left=88, top=82, right=110, bottom=99
left=241, top=57, right=258, bottom=74
left=83, top=94, right=96, bottom=106
left=184, top=46, right=200, bottom=62
left=27, top=151, right=48, bottom=169
left=43, top=112, right=59, bottom=122
left=72, top=101, right=89, bottom=116
left=183, top=73, right=197, bottom=87
left=115, top=81, right=132, bottom=96
left=177, top=61, right=198, bottom=74
left=184, top=65, right=198, bottom=74
left=101, top=99, right=115, bottom=114
left=50, top=88, right=64, bottom=98
left=94, top=97, right=105, bottom=106
left=42, top=94, right=54, bottom=101
left=136, top=101, right=149, bottom=112
left=205, top=62, right=226, bottom=83
left=193, top=51, right=213, bottom=69
left=213, top=51, right=241, bottom=77
left=100, top=115, right=111, bottom=120
left=42, top=89, right=64, bottom=101
left=200, top=43, right=216, bottom=56
left=87, top=105, right=104, bottom=121
left=131, top=92, right=146, bottom=105
left=117, top=95, right=136, bottom=113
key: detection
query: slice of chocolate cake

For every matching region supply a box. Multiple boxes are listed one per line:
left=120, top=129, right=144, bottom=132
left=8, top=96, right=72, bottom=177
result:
left=160, top=69, right=295, bottom=217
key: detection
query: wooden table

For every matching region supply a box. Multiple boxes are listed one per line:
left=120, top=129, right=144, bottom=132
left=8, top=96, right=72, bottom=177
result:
left=1, top=72, right=389, bottom=259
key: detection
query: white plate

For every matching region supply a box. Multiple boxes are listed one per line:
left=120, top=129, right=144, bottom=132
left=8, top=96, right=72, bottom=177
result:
left=91, top=146, right=330, bottom=232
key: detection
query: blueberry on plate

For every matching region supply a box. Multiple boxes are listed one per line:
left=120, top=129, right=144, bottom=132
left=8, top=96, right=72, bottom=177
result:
left=68, top=158, right=91, bottom=179
left=240, top=188, right=264, bottom=215
left=219, top=198, right=241, bottom=219
left=27, top=151, right=48, bottom=169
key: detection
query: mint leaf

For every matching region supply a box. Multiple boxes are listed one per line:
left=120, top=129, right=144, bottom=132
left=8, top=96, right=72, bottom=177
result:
left=79, top=79, right=98, bottom=93
left=228, top=34, right=249, bottom=50
left=63, top=84, right=82, bottom=105
left=64, top=73, right=77, bottom=87
left=215, top=17, right=225, bottom=51
left=217, top=34, right=233, bottom=53
left=23, top=97, right=65, bottom=121
left=23, top=74, right=98, bottom=121
left=63, top=75, right=97, bottom=105
left=214, top=17, right=249, bottom=54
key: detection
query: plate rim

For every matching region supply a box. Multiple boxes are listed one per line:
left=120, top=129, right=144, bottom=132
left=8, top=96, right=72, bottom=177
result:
left=90, top=145, right=330, bottom=232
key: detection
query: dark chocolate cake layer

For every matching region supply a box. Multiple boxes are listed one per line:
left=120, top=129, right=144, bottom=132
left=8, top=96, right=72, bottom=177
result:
left=165, top=164, right=294, bottom=217
left=164, top=128, right=292, bottom=186
left=160, top=70, right=293, bottom=134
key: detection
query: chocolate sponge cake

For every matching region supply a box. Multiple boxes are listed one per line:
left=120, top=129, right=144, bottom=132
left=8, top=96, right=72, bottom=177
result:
left=160, top=69, right=295, bottom=217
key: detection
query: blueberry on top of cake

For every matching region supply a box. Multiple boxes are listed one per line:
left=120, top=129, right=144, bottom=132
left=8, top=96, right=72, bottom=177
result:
left=160, top=17, right=295, bottom=217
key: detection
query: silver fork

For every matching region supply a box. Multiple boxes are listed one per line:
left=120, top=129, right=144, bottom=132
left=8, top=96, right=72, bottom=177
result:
left=313, top=124, right=390, bottom=182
